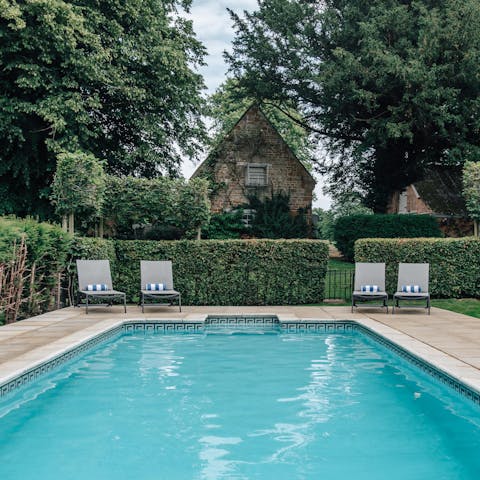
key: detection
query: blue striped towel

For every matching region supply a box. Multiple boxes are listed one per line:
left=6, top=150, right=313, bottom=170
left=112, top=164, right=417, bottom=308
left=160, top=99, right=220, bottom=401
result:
left=361, top=285, right=380, bottom=292
left=401, top=285, right=422, bottom=293
left=85, top=284, right=109, bottom=291
left=146, top=283, right=166, bottom=291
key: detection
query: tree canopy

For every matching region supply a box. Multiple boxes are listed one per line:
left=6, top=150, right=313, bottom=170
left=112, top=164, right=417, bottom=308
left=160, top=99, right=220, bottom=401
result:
left=0, top=0, right=206, bottom=217
left=227, top=0, right=480, bottom=211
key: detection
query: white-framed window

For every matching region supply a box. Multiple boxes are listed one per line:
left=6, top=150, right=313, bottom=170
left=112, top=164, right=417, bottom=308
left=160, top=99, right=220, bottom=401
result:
left=245, top=163, right=268, bottom=186
left=241, top=209, right=255, bottom=227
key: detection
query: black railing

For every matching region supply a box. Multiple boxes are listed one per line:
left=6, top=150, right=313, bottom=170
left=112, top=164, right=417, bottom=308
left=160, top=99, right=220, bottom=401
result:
left=324, top=269, right=354, bottom=300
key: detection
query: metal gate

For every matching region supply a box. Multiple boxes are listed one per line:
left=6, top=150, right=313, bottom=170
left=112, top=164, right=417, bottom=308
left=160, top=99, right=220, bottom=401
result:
left=324, top=269, right=354, bottom=301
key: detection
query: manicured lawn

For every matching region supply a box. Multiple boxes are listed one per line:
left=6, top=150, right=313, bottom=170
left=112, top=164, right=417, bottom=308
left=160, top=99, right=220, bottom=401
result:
left=313, top=298, right=480, bottom=316
left=431, top=298, right=480, bottom=319
left=328, top=258, right=354, bottom=270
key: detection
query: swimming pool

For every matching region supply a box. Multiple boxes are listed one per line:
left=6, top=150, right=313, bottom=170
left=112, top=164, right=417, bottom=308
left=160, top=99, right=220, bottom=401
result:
left=1, top=324, right=480, bottom=479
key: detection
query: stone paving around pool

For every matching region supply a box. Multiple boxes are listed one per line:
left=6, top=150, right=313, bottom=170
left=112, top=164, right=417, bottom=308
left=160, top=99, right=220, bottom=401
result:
left=1, top=305, right=480, bottom=397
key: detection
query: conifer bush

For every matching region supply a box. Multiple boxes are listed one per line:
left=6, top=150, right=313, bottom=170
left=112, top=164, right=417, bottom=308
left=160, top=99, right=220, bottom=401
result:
left=334, top=214, right=442, bottom=260
left=0, top=217, right=72, bottom=322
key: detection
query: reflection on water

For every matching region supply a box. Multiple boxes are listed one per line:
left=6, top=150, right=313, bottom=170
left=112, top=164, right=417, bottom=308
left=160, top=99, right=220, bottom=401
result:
left=199, top=436, right=243, bottom=480
left=1, top=332, right=480, bottom=480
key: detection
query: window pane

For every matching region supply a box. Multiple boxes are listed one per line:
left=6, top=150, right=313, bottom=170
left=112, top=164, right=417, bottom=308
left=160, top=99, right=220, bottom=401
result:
left=247, top=166, right=267, bottom=186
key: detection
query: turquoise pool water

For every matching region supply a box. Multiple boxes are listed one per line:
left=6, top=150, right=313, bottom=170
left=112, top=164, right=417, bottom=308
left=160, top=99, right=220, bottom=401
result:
left=1, top=328, right=480, bottom=479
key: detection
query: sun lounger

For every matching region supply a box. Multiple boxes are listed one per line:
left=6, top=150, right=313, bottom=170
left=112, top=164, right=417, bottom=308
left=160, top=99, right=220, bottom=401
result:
left=392, top=263, right=430, bottom=314
left=140, top=260, right=181, bottom=312
left=76, top=259, right=126, bottom=314
left=351, top=262, right=389, bottom=313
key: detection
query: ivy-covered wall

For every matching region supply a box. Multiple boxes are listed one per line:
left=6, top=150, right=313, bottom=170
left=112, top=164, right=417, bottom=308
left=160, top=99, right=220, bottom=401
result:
left=71, top=238, right=329, bottom=305
left=192, top=105, right=315, bottom=219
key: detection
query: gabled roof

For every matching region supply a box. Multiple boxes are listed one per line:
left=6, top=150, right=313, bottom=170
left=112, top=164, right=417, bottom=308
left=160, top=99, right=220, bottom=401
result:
left=192, top=103, right=315, bottom=184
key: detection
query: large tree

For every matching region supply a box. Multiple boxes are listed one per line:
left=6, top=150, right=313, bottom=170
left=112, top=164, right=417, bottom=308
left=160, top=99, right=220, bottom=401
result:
left=0, top=0, right=206, bottom=217
left=227, top=0, right=480, bottom=211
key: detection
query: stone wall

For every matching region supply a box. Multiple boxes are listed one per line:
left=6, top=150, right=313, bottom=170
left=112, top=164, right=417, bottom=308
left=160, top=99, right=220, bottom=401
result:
left=194, top=105, right=315, bottom=218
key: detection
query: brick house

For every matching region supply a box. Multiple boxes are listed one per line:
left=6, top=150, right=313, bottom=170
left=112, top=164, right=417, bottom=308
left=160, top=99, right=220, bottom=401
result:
left=387, top=166, right=472, bottom=236
left=192, top=104, right=315, bottom=222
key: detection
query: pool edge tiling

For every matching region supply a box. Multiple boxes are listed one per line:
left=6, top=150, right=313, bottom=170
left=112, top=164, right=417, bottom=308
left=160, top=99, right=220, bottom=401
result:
left=1, top=314, right=480, bottom=406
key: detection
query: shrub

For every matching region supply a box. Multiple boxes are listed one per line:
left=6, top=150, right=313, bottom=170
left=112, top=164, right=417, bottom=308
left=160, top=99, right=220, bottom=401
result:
left=0, top=217, right=72, bottom=322
left=202, top=211, right=247, bottom=239
left=355, top=237, right=480, bottom=297
left=50, top=151, right=106, bottom=234
left=103, top=176, right=210, bottom=239
left=71, top=238, right=329, bottom=305
left=334, top=214, right=442, bottom=261
left=143, top=225, right=184, bottom=241
left=249, top=192, right=309, bottom=238
left=69, top=237, right=116, bottom=264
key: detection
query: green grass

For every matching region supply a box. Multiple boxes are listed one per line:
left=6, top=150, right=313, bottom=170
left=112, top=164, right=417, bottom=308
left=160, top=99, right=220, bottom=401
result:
left=328, top=258, right=354, bottom=271
left=310, top=298, right=480, bottom=314
left=431, top=298, right=480, bottom=319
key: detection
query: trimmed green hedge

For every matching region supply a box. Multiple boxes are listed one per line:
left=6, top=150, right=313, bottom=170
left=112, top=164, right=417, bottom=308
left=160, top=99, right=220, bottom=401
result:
left=334, top=214, right=442, bottom=261
left=355, top=237, right=480, bottom=297
left=70, top=237, right=116, bottom=264
left=0, top=217, right=72, bottom=322
left=71, top=238, right=329, bottom=305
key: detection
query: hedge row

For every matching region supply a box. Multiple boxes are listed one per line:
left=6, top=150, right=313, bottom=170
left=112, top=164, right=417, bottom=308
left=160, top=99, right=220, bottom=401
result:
left=71, top=238, right=329, bottom=305
left=355, top=237, right=480, bottom=297
left=334, top=214, right=442, bottom=261
left=0, top=217, right=72, bottom=322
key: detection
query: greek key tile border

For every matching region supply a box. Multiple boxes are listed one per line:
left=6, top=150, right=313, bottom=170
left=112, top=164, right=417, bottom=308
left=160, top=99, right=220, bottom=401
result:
left=280, top=321, right=358, bottom=333
left=0, top=326, right=123, bottom=399
left=206, top=315, right=279, bottom=325
left=1, top=318, right=480, bottom=407
left=357, top=324, right=480, bottom=406
left=123, top=322, right=203, bottom=334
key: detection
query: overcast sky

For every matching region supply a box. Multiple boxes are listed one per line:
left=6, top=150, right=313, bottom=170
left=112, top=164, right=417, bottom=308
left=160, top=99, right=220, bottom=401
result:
left=188, top=0, right=258, bottom=92
left=183, top=0, right=331, bottom=209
